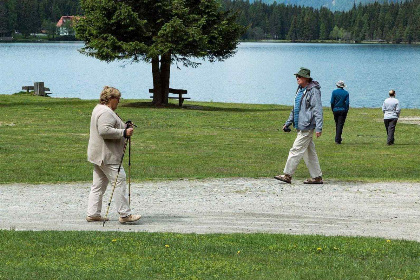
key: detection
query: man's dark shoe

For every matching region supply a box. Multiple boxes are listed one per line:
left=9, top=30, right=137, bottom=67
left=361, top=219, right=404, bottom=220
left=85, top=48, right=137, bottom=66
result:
left=274, top=174, right=292, bottom=184
left=303, top=176, right=323, bottom=184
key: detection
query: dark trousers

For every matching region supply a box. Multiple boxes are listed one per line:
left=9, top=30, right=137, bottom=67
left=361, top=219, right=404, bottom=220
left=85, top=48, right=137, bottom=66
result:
left=333, top=111, right=347, bottom=143
left=384, top=118, right=398, bottom=145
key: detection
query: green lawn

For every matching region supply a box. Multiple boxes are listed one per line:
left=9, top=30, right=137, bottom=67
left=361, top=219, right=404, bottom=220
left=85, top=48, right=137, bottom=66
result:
left=1, top=231, right=420, bottom=280
left=2, top=94, right=420, bottom=279
left=1, top=94, right=419, bottom=183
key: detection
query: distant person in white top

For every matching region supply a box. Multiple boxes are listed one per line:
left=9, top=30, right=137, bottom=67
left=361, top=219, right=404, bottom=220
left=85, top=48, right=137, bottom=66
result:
left=382, top=90, right=401, bottom=145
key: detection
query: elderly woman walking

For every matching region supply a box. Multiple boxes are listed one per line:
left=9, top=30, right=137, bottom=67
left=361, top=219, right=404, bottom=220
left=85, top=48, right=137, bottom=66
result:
left=86, top=86, right=141, bottom=223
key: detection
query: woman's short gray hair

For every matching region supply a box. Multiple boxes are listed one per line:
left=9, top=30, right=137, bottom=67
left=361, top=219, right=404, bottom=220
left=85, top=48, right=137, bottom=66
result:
left=100, top=86, right=121, bottom=104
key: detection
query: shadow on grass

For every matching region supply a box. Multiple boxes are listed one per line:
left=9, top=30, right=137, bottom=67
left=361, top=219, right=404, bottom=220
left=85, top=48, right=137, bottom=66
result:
left=0, top=94, right=85, bottom=108
left=0, top=100, right=86, bottom=108
left=121, top=101, right=287, bottom=113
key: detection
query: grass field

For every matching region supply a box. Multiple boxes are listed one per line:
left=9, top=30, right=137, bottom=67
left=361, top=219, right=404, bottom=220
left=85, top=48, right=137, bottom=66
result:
left=0, top=93, right=419, bottom=183
left=1, top=94, right=420, bottom=279
left=2, top=230, right=420, bottom=279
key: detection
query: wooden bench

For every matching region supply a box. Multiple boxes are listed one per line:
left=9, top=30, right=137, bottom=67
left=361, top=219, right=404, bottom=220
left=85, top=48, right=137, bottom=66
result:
left=22, top=82, right=51, bottom=96
left=149, top=88, right=190, bottom=107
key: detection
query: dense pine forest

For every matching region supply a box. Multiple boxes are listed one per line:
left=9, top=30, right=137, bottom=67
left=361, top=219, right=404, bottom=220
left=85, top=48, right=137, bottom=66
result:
left=0, top=0, right=419, bottom=43
left=223, top=0, right=420, bottom=43
left=247, top=0, right=408, bottom=12
left=0, top=0, right=81, bottom=38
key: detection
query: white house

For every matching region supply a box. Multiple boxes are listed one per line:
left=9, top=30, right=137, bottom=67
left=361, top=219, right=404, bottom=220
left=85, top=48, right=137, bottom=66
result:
left=56, top=16, right=80, bottom=36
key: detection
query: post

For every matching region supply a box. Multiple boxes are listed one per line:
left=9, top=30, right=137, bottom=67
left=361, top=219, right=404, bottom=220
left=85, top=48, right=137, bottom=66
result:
left=34, top=82, right=45, bottom=96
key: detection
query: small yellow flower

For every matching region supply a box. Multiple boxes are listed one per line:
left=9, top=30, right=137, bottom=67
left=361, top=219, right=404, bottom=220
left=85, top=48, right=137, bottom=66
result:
left=386, top=240, right=391, bottom=243
left=165, top=244, right=170, bottom=248
left=112, top=239, right=117, bottom=242
left=317, top=247, right=322, bottom=251
left=237, top=250, right=241, bottom=254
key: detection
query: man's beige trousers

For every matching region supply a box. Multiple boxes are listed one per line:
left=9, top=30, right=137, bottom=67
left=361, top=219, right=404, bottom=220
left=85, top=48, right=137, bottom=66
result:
left=283, top=129, right=322, bottom=178
left=87, top=164, right=131, bottom=218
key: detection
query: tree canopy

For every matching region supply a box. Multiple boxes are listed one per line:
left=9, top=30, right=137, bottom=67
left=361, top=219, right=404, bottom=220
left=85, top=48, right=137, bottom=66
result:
left=76, top=0, right=245, bottom=105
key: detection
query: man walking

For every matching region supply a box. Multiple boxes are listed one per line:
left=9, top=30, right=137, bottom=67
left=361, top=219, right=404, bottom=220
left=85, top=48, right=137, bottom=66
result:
left=274, top=67, right=323, bottom=184
left=382, top=90, right=401, bottom=145
left=330, top=81, right=349, bottom=144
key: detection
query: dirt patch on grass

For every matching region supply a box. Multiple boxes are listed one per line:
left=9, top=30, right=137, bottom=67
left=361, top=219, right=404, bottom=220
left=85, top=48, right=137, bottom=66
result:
left=0, top=122, right=16, bottom=127
left=399, top=116, right=420, bottom=125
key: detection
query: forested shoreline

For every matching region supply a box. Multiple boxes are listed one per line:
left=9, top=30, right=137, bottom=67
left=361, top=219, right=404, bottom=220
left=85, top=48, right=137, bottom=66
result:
left=222, top=0, right=420, bottom=43
left=0, top=0, right=81, bottom=38
left=0, top=0, right=419, bottom=43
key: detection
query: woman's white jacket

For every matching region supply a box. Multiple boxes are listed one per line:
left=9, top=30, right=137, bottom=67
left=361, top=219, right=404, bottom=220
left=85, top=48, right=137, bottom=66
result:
left=87, top=104, right=126, bottom=165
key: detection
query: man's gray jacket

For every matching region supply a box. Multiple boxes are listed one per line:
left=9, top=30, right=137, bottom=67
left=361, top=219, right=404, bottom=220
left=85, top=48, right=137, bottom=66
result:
left=87, top=104, right=126, bottom=166
left=285, top=80, right=323, bottom=133
left=382, top=97, right=400, bottom=120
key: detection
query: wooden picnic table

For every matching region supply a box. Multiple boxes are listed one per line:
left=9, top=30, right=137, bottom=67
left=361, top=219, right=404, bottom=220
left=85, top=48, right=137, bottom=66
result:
left=149, top=88, right=190, bottom=107
left=22, top=82, right=51, bottom=96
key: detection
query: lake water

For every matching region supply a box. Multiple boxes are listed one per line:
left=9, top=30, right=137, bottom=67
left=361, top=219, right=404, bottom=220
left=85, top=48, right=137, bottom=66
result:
left=1, top=42, right=419, bottom=108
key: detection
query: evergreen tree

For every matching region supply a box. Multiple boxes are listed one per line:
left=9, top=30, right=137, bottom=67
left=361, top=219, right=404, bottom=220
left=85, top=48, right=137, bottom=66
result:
left=319, top=7, right=332, bottom=40
left=269, top=3, right=282, bottom=39
left=414, top=2, right=420, bottom=41
left=6, top=0, right=17, bottom=32
left=76, top=0, right=245, bottom=106
left=17, top=0, right=40, bottom=37
left=287, top=15, right=299, bottom=42
left=404, top=24, right=414, bottom=43
left=0, top=1, right=8, bottom=32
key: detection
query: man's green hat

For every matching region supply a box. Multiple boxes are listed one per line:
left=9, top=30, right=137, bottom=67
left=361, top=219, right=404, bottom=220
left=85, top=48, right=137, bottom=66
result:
left=294, top=67, right=311, bottom=79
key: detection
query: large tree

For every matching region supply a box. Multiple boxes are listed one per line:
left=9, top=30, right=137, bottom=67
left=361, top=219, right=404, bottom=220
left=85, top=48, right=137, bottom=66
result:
left=76, top=0, right=245, bottom=106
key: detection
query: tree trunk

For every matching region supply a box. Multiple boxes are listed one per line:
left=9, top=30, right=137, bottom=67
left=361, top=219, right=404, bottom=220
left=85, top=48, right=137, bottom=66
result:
left=160, top=53, right=171, bottom=105
left=152, top=57, right=163, bottom=105
left=151, top=53, right=171, bottom=106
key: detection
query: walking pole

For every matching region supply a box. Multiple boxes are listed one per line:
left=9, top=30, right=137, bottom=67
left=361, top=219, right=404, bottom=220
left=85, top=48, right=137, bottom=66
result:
left=126, top=120, right=136, bottom=205
left=103, top=137, right=129, bottom=227
left=128, top=136, right=131, bottom=206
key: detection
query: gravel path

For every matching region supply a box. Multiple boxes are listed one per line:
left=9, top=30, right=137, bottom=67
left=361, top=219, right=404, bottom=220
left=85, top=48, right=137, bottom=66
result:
left=1, top=178, right=420, bottom=242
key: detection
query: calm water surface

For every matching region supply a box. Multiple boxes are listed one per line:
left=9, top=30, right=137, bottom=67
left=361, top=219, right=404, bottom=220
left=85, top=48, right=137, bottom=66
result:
left=1, top=42, right=419, bottom=108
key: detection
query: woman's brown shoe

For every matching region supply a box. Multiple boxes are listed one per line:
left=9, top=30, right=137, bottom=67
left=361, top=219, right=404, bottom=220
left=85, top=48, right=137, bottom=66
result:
left=119, top=214, right=142, bottom=224
left=303, top=176, right=323, bottom=184
left=274, top=174, right=292, bottom=184
left=86, top=216, right=109, bottom=222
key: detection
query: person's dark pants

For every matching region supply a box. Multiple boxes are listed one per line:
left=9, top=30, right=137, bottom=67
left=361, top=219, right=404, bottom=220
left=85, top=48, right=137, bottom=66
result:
left=384, top=118, right=398, bottom=145
left=333, top=111, right=347, bottom=144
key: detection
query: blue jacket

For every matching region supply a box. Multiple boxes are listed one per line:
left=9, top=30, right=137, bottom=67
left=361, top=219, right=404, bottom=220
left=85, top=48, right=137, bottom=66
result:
left=285, top=81, right=323, bottom=133
left=330, top=88, right=349, bottom=112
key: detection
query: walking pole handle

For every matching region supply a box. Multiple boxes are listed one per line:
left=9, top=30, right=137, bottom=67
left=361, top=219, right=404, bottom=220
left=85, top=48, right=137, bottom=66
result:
left=125, top=120, right=137, bottom=129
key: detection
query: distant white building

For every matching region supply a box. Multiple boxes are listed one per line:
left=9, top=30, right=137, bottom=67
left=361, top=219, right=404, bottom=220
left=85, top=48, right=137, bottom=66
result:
left=56, top=16, right=80, bottom=36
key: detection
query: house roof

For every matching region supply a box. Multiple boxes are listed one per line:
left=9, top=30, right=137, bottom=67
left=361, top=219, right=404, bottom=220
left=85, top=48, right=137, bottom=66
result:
left=56, top=16, right=81, bottom=27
